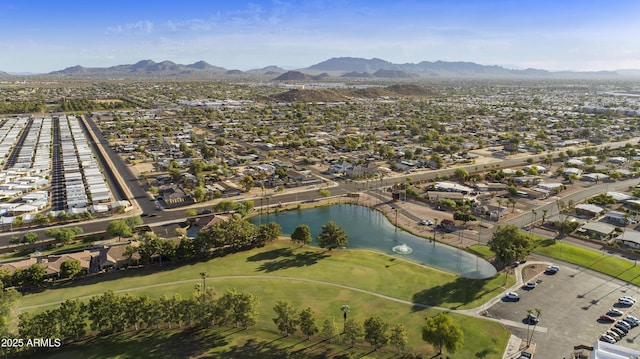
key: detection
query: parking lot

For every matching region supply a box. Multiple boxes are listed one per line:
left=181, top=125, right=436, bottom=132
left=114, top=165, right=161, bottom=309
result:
left=487, top=263, right=640, bottom=358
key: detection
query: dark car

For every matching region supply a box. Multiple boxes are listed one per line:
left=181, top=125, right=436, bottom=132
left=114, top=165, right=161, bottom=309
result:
left=198, top=209, right=213, bottom=215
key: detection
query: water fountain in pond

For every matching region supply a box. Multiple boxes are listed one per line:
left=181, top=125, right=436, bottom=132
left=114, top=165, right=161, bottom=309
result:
left=392, top=243, right=413, bottom=254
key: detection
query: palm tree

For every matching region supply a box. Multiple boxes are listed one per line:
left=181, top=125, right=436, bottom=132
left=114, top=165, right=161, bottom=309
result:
left=528, top=308, right=542, bottom=346
left=525, top=309, right=533, bottom=348
left=340, top=305, right=350, bottom=333
left=541, top=209, right=548, bottom=226
left=432, top=218, right=439, bottom=246
left=200, top=272, right=207, bottom=294
left=508, top=198, right=516, bottom=213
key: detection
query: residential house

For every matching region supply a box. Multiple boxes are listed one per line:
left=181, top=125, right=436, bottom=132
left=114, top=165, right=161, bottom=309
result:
left=574, top=203, right=605, bottom=218
left=578, top=221, right=616, bottom=240
left=616, top=230, right=640, bottom=249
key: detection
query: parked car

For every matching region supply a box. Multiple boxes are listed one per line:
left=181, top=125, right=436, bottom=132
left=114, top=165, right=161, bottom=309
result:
left=621, top=296, right=637, bottom=303
left=526, top=313, right=539, bottom=324
left=522, top=282, right=537, bottom=290
left=546, top=265, right=560, bottom=274
left=600, top=334, right=616, bottom=344
left=624, top=316, right=639, bottom=327
left=518, top=352, right=533, bottom=359
left=625, top=315, right=640, bottom=325
left=606, top=330, right=621, bottom=341
left=608, top=308, right=624, bottom=316
left=610, top=327, right=626, bottom=338
left=615, top=321, right=631, bottom=333
left=505, top=292, right=521, bottom=301
left=618, top=298, right=635, bottom=306
left=599, top=315, right=616, bottom=322
left=419, top=219, right=433, bottom=226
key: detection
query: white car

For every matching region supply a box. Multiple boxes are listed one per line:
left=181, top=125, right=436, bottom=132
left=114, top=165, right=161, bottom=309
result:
left=600, top=334, right=616, bottom=344
left=620, top=296, right=637, bottom=303
left=419, top=220, right=433, bottom=226
left=606, top=330, right=621, bottom=341
left=523, top=282, right=537, bottom=289
left=618, top=298, right=635, bottom=306
left=505, top=292, right=521, bottom=301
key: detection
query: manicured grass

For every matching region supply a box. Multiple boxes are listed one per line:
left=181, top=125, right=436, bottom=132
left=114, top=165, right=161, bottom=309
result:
left=20, top=241, right=513, bottom=311
left=29, top=318, right=509, bottom=359
left=469, top=244, right=495, bottom=259
left=18, top=241, right=513, bottom=357
left=26, top=281, right=509, bottom=358
left=532, top=237, right=640, bottom=285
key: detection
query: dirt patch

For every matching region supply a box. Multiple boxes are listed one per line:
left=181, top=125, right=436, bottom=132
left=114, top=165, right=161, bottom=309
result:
left=521, top=264, right=547, bottom=283
left=130, top=162, right=154, bottom=177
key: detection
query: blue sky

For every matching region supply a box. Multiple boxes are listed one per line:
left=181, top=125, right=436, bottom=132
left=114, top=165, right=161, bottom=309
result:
left=1, top=0, right=639, bottom=73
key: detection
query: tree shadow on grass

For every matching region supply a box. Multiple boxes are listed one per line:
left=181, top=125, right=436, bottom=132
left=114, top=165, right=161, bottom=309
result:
left=475, top=347, right=497, bottom=358
left=221, top=338, right=334, bottom=359
left=163, top=327, right=229, bottom=358
left=256, top=251, right=330, bottom=273
left=246, top=248, right=293, bottom=262
left=411, top=276, right=498, bottom=311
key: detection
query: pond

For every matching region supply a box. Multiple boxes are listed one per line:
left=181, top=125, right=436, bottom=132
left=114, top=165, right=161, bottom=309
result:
left=251, top=204, right=496, bottom=279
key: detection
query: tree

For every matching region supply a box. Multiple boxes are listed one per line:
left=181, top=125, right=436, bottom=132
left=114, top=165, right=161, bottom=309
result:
left=22, top=232, right=39, bottom=244
left=25, top=264, right=46, bottom=287
left=124, top=216, right=143, bottom=229
left=218, top=289, right=259, bottom=328
left=321, top=318, right=339, bottom=343
left=272, top=300, right=299, bottom=337
left=257, top=222, right=281, bottom=244
left=318, top=189, right=331, bottom=198
left=60, top=259, right=83, bottom=279
left=299, top=307, right=318, bottom=340
left=239, top=175, right=254, bottom=192
left=488, top=224, right=532, bottom=267
left=343, top=319, right=363, bottom=348
left=193, top=186, right=206, bottom=202
left=291, top=224, right=312, bottom=246
left=421, top=313, right=464, bottom=355
left=527, top=308, right=542, bottom=346
left=453, top=168, right=469, bottom=182
left=45, top=227, right=83, bottom=244
left=185, top=209, right=197, bottom=217
left=363, top=316, right=389, bottom=351
left=57, top=298, right=87, bottom=340
left=541, top=209, right=548, bottom=226
left=389, top=323, right=409, bottom=354
left=317, top=221, right=348, bottom=250
left=107, top=219, right=133, bottom=241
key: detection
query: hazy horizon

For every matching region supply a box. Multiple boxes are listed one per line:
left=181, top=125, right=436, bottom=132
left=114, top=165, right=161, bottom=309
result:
left=1, top=0, right=639, bottom=73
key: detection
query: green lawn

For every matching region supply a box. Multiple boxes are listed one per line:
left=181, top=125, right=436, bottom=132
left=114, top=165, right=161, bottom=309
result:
left=30, top=318, right=508, bottom=359
left=532, top=237, right=640, bottom=285
left=18, top=240, right=513, bottom=358
left=20, top=241, right=513, bottom=311
left=468, top=244, right=495, bottom=259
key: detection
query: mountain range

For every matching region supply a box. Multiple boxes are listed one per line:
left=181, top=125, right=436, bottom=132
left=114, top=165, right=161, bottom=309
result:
left=0, top=57, right=632, bottom=80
